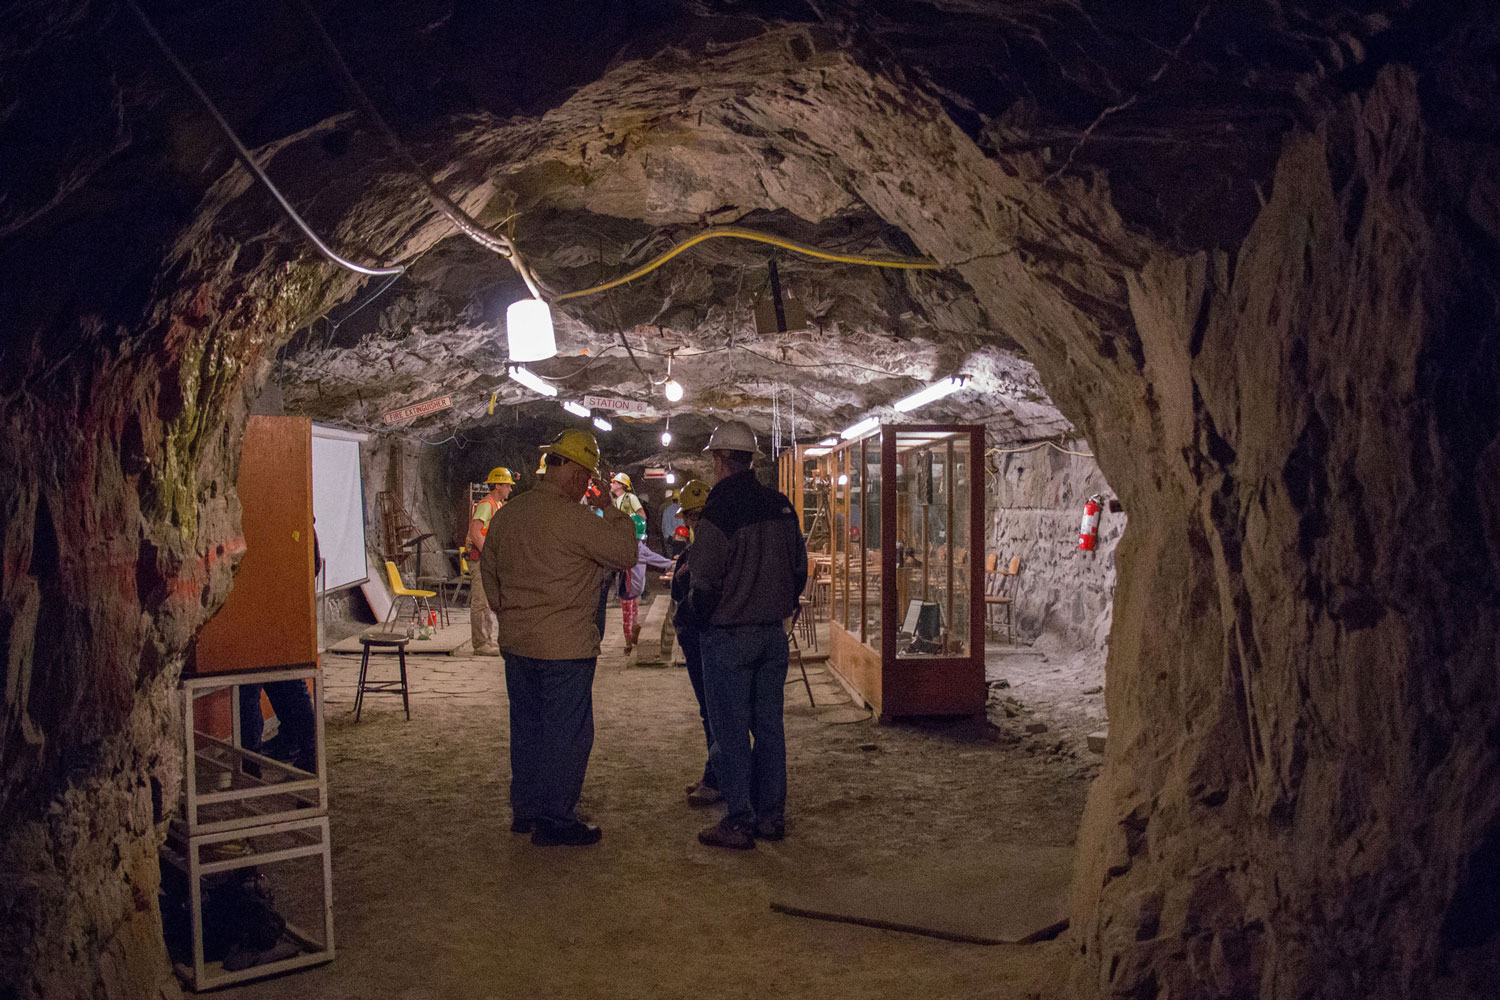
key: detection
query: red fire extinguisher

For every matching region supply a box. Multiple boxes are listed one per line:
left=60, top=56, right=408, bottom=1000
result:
left=1079, top=494, right=1104, bottom=552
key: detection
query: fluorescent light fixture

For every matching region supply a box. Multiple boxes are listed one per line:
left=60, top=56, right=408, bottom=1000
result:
left=664, top=379, right=684, bottom=402
left=893, top=375, right=967, bottom=413
left=506, top=297, right=556, bottom=363
left=562, top=400, right=589, bottom=418
left=818, top=437, right=838, bottom=447
left=840, top=416, right=879, bottom=440
left=804, top=447, right=832, bottom=457
left=593, top=416, right=613, bottom=432
left=665, top=472, right=676, bottom=485
left=509, top=365, right=557, bottom=397
left=661, top=430, right=673, bottom=446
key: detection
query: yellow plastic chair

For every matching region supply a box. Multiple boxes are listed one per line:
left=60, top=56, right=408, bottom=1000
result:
left=384, top=560, right=438, bottom=629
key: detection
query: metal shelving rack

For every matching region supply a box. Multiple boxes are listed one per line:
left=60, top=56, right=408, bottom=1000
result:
left=170, top=666, right=335, bottom=990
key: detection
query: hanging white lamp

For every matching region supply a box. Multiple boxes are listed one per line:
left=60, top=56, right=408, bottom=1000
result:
left=506, top=297, right=556, bottom=363
left=664, top=379, right=684, bottom=402
left=562, top=400, right=589, bottom=418
left=593, top=416, right=613, bottom=432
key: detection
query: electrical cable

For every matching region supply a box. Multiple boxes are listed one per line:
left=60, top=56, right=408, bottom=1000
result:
left=554, top=226, right=943, bottom=302
left=295, top=0, right=544, bottom=298
left=736, top=345, right=914, bottom=379
left=987, top=440, right=1095, bottom=458
left=604, top=292, right=668, bottom=387
left=125, top=0, right=406, bottom=278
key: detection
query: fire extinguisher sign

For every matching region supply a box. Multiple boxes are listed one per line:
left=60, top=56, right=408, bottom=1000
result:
left=1079, top=494, right=1104, bottom=552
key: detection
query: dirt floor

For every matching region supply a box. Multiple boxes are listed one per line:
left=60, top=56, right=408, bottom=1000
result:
left=221, top=599, right=1104, bottom=1000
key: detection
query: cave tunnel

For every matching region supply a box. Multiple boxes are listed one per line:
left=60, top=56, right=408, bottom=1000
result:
left=3, top=1, right=1499, bottom=997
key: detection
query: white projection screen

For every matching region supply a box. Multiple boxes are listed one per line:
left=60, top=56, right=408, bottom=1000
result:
left=311, top=425, right=369, bottom=592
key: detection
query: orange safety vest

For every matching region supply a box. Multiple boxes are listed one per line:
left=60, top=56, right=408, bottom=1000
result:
left=468, top=497, right=501, bottom=561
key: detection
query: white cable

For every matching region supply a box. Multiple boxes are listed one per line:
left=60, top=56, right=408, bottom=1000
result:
left=126, top=0, right=406, bottom=278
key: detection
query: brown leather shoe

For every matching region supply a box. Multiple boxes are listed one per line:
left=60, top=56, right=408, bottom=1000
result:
left=686, top=784, right=722, bottom=807
left=698, top=821, right=754, bottom=850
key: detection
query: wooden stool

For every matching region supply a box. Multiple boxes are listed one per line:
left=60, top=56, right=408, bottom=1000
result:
left=354, top=633, right=411, bottom=721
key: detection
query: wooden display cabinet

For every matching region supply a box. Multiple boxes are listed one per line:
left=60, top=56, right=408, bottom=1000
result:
left=813, top=425, right=985, bottom=720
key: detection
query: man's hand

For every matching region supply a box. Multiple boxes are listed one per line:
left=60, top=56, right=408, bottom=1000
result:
left=586, top=482, right=612, bottom=509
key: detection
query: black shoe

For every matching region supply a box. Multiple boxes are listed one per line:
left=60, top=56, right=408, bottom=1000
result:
left=531, top=819, right=603, bottom=847
left=754, top=820, right=786, bottom=842
left=510, top=817, right=535, bottom=834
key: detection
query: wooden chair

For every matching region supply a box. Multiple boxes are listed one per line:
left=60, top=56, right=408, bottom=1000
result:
left=796, top=570, right=819, bottom=651
left=984, top=553, right=1022, bottom=644
left=785, top=607, right=815, bottom=707
left=383, top=560, right=438, bottom=629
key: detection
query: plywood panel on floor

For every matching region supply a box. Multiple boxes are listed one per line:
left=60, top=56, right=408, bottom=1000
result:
left=770, top=844, right=1072, bottom=945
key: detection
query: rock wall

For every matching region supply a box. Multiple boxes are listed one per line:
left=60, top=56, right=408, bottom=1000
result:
left=362, top=436, right=464, bottom=573
left=985, top=438, right=1123, bottom=651
left=1065, top=67, right=1500, bottom=997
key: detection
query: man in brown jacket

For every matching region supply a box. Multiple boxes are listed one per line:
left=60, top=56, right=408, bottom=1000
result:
left=482, top=429, right=638, bottom=846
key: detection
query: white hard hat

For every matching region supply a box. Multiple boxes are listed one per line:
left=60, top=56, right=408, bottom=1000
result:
left=703, top=420, right=758, bottom=455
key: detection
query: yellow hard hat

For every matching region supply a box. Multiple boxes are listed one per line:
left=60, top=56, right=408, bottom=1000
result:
left=611, top=472, right=632, bottom=490
left=677, top=479, right=711, bottom=514
left=540, top=428, right=601, bottom=475
left=486, top=466, right=515, bottom=485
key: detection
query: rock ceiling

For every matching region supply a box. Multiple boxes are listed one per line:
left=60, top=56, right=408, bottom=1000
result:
left=104, top=0, right=1359, bottom=462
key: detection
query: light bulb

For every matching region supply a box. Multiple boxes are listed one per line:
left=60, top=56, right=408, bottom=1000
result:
left=664, top=379, right=684, bottom=402
left=505, top=298, right=556, bottom=363
left=661, top=430, right=673, bottom=447
left=665, top=472, right=676, bottom=485
left=838, top=474, right=849, bottom=486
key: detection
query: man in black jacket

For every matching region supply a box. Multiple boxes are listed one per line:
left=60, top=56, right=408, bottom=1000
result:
left=686, top=421, right=807, bottom=849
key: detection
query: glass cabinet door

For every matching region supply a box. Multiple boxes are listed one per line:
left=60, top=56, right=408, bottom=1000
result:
left=861, top=435, right=883, bottom=650
left=893, top=431, right=971, bottom=659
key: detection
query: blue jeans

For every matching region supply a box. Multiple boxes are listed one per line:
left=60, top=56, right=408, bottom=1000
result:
left=503, top=654, right=597, bottom=825
left=238, top=680, right=317, bottom=771
left=678, top=629, right=715, bottom=789
left=701, top=624, right=788, bottom=829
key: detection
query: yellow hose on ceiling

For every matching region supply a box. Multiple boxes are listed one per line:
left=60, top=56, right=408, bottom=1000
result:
left=553, top=225, right=943, bottom=302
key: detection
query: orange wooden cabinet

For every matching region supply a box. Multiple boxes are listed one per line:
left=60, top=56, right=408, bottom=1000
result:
left=194, top=415, right=318, bottom=676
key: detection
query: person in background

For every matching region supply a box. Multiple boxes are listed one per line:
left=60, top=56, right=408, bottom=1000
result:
left=663, top=479, right=718, bottom=806
left=238, top=524, right=321, bottom=771
left=466, top=467, right=513, bottom=656
left=610, top=472, right=646, bottom=539
left=482, top=430, right=637, bottom=847
left=620, top=517, right=675, bottom=652
left=686, top=421, right=806, bottom=850
left=661, top=490, right=684, bottom=557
